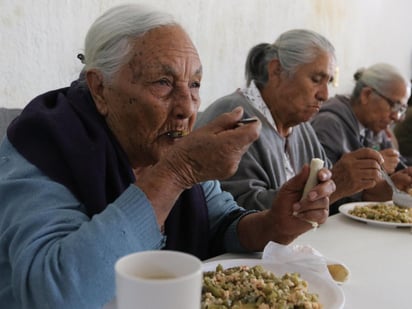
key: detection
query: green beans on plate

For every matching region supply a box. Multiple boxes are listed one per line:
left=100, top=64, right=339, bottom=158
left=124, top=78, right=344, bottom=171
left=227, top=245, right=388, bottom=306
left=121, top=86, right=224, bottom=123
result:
left=349, top=203, right=412, bottom=223
left=201, top=264, right=322, bottom=309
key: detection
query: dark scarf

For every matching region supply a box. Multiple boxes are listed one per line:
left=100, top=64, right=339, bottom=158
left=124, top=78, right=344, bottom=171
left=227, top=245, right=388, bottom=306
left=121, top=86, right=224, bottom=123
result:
left=7, top=80, right=211, bottom=259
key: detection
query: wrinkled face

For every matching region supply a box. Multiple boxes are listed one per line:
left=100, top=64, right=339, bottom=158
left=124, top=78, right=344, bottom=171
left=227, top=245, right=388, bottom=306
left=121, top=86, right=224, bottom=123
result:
left=361, top=81, right=408, bottom=133
left=266, top=51, right=334, bottom=128
left=94, top=25, right=202, bottom=167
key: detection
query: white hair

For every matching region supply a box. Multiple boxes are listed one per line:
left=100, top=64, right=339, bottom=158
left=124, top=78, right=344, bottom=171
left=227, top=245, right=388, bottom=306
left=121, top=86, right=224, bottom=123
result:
left=245, top=29, right=336, bottom=88
left=81, top=3, right=177, bottom=81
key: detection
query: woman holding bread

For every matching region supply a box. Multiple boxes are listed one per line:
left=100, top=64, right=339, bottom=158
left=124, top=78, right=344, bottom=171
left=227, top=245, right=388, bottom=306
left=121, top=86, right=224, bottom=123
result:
left=196, top=29, right=397, bottom=215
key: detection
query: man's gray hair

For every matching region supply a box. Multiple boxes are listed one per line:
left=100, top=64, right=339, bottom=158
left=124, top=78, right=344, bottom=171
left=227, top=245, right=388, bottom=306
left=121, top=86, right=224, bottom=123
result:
left=245, top=29, right=336, bottom=88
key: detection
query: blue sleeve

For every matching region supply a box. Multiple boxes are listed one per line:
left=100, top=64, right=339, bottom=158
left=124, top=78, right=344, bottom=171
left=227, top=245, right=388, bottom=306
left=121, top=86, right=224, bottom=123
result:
left=201, top=180, right=255, bottom=253
left=0, top=139, right=165, bottom=309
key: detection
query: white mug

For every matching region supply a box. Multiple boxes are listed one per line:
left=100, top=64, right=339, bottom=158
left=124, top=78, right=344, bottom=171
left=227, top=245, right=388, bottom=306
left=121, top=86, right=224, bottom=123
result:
left=115, top=250, right=202, bottom=309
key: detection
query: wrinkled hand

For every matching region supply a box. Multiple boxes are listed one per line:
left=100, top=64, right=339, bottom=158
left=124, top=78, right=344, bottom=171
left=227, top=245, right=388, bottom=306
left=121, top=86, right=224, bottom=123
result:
left=331, top=148, right=384, bottom=202
left=391, top=167, right=412, bottom=192
left=265, top=165, right=335, bottom=243
left=237, top=165, right=335, bottom=250
left=380, top=148, right=400, bottom=174
left=363, top=166, right=412, bottom=202
left=135, top=107, right=261, bottom=228
left=162, top=107, right=261, bottom=188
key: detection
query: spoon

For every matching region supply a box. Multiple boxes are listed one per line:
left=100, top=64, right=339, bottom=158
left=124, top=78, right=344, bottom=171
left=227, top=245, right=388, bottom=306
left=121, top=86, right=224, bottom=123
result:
left=236, top=117, right=258, bottom=127
left=380, top=166, right=412, bottom=208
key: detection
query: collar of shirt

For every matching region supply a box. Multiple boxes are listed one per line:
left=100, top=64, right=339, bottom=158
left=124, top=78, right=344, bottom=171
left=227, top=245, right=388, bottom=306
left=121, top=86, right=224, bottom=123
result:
left=240, top=80, right=295, bottom=179
left=358, top=120, right=367, bottom=142
left=240, top=80, right=292, bottom=135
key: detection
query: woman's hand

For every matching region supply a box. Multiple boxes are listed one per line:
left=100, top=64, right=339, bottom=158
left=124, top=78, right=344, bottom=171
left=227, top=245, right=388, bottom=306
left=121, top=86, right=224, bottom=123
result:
left=237, top=165, right=335, bottom=250
left=160, top=107, right=261, bottom=188
left=380, top=148, right=400, bottom=174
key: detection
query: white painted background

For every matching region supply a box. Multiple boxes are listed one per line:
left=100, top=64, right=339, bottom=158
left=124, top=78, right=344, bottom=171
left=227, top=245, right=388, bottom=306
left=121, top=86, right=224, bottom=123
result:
left=1, top=0, right=411, bottom=110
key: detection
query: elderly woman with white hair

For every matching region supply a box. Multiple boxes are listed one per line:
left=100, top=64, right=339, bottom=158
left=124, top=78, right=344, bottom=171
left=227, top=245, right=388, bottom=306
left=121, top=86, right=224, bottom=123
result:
left=0, top=5, right=338, bottom=309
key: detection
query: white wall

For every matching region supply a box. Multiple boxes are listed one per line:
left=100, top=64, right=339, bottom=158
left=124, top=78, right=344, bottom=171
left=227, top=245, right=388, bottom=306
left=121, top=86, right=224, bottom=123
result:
left=1, top=0, right=412, bottom=110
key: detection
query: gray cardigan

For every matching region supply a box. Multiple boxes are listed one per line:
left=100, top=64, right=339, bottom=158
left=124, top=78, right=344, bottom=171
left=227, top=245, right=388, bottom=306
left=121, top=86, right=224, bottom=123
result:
left=196, top=90, right=331, bottom=211
left=311, top=95, right=393, bottom=164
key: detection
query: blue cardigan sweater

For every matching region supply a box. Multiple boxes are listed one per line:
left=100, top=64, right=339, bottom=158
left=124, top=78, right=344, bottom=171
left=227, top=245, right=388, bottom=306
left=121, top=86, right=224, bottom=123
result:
left=0, top=138, right=248, bottom=309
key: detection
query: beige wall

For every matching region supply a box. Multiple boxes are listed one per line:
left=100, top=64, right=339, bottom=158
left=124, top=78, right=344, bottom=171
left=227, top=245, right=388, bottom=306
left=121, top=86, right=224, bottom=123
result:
left=1, top=0, right=411, bottom=110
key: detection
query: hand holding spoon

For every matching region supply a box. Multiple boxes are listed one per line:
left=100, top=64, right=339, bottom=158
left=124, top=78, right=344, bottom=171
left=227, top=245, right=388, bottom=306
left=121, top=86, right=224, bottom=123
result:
left=380, top=165, right=412, bottom=208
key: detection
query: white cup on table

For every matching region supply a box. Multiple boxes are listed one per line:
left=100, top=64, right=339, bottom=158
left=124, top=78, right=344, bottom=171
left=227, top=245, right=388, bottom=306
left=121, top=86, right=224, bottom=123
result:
left=115, top=250, right=202, bottom=309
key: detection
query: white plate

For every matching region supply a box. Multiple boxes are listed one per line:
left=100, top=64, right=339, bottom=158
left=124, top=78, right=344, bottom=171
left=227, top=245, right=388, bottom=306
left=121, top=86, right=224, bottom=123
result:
left=203, top=258, right=345, bottom=309
left=339, top=201, right=412, bottom=228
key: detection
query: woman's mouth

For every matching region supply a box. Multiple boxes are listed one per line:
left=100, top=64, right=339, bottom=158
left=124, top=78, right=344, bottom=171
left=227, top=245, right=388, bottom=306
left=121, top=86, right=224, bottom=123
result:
left=310, top=104, right=321, bottom=111
left=165, top=130, right=189, bottom=138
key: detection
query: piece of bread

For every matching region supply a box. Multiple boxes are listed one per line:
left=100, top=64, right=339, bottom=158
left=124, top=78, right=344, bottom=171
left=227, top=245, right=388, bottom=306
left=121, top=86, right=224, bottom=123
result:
left=301, top=158, right=324, bottom=200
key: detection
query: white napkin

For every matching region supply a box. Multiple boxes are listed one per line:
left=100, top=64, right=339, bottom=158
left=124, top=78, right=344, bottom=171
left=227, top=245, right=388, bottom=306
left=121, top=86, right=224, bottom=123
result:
left=261, top=241, right=334, bottom=282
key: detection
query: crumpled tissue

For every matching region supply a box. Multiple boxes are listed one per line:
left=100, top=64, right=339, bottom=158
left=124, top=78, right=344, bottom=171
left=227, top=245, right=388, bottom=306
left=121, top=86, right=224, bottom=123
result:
left=261, top=241, right=335, bottom=282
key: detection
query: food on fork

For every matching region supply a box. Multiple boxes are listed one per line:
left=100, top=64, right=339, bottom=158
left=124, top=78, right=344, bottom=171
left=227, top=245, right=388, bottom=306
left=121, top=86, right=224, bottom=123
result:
left=166, top=130, right=189, bottom=138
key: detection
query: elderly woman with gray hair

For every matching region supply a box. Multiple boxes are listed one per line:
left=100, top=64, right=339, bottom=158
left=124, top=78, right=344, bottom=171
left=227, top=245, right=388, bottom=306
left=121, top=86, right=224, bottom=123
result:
left=197, top=30, right=412, bottom=215
left=311, top=62, right=412, bottom=204
left=312, top=63, right=410, bottom=171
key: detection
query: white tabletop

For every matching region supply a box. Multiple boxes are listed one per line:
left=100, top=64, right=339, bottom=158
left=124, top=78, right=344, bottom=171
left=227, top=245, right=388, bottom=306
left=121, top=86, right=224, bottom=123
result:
left=209, top=213, right=412, bottom=309
left=106, top=213, right=412, bottom=309
left=296, top=213, right=412, bottom=309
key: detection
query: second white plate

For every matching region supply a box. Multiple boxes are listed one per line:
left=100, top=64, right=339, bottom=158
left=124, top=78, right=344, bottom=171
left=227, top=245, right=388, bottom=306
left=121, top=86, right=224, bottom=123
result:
left=339, top=201, right=412, bottom=228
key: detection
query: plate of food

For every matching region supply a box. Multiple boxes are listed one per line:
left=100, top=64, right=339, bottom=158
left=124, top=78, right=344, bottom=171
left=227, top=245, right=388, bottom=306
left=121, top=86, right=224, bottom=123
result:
left=339, top=201, right=412, bottom=228
left=202, top=259, right=345, bottom=309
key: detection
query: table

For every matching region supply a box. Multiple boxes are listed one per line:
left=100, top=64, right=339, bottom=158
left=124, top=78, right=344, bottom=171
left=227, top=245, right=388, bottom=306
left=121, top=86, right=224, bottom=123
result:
left=208, top=213, right=412, bottom=309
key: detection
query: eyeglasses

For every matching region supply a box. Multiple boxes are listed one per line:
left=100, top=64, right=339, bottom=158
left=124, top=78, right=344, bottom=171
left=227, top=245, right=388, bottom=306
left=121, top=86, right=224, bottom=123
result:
left=371, top=88, right=407, bottom=117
